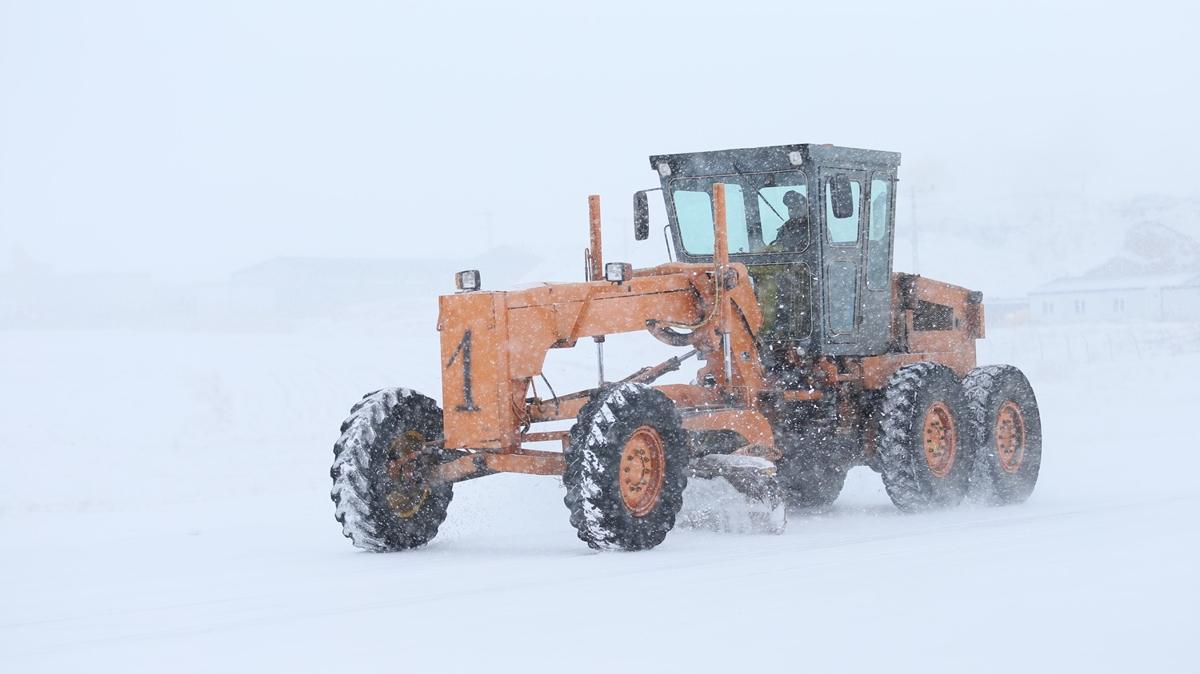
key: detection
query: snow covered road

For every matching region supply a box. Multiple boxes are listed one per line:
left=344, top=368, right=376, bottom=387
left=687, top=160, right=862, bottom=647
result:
left=2, top=328, right=1197, bottom=673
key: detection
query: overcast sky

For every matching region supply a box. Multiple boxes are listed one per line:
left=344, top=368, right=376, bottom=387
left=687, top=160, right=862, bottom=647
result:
left=2, top=0, right=1197, bottom=280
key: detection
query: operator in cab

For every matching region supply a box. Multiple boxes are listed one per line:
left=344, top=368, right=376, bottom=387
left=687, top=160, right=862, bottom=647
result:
left=768, top=190, right=809, bottom=250
left=752, top=188, right=813, bottom=379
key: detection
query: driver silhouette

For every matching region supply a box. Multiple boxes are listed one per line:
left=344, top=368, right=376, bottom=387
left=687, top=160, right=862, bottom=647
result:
left=769, top=190, right=808, bottom=250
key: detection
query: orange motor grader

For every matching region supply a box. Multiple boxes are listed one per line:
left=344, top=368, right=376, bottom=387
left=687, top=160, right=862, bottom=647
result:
left=331, top=144, right=1042, bottom=551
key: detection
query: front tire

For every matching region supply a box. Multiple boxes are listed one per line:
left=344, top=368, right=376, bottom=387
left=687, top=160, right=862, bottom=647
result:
left=563, top=383, right=689, bottom=551
left=330, top=388, right=453, bottom=551
left=877, top=362, right=973, bottom=511
left=963, top=365, right=1042, bottom=505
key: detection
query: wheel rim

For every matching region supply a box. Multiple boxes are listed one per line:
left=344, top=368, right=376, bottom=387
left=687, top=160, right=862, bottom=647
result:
left=619, top=426, right=666, bottom=517
left=385, top=430, right=431, bottom=519
left=922, top=402, right=957, bottom=478
left=995, top=400, right=1026, bottom=474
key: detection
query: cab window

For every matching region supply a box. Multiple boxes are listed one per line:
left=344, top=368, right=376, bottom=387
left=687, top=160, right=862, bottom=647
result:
left=866, top=177, right=892, bottom=289
left=671, top=172, right=808, bottom=256
left=825, top=177, right=861, bottom=244
left=748, top=263, right=811, bottom=339
left=758, top=184, right=809, bottom=251
left=826, top=261, right=857, bottom=333
left=672, top=185, right=749, bottom=255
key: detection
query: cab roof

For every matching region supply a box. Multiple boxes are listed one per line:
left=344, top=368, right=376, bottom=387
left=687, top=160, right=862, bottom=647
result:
left=649, top=144, right=901, bottom=178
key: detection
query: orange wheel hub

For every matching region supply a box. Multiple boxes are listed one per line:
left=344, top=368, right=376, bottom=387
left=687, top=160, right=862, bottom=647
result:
left=619, top=426, right=666, bottom=517
left=922, top=402, right=957, bottom=478
left=995, top=400, right=1026, bottom=474
left=385, top=430, right=430, bottom=519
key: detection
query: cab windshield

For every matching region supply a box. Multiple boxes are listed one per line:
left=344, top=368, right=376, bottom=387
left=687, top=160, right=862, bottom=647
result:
left=669, top=171, right=808, bottom=256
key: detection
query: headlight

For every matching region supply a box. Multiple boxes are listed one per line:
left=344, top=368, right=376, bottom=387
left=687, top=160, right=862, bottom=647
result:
left=604, top=262, right=632, bottom=283
left=455, top=269, right=481, bottom=292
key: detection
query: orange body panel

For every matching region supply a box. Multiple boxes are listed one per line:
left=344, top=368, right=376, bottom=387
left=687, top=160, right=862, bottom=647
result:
left=436, top=292, right=508, bottom=449
left=868, top=274, right=981, bottom=388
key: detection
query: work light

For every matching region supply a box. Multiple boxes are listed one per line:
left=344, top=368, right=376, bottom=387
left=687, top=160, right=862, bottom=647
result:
left=604, top=262, right=632, bottom=283
left=455, top=269, right=481, bottom=292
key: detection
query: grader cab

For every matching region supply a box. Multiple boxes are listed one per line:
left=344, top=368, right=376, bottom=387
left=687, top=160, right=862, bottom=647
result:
left=330, top=144, right=1043, bottom=552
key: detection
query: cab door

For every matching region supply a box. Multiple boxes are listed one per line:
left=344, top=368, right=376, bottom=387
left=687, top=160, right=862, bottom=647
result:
left=819, top=168, right=893, bottom=355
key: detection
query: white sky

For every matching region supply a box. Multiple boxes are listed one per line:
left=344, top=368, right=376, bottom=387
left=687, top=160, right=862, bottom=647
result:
left=1, top=0, right=1198, bottom=280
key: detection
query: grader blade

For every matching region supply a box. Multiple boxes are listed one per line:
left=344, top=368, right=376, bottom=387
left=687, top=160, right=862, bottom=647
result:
left=679, top=453, right=787, bottom=535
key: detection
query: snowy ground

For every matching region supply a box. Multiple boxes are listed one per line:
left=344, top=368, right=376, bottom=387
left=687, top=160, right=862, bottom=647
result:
left=2, top=318, right=1198, bottom=673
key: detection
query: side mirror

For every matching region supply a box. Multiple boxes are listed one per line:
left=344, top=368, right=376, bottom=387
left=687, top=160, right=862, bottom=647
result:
left=830, top=174, right=854, bottom=219
left=633, top=191, right=650, bottom=240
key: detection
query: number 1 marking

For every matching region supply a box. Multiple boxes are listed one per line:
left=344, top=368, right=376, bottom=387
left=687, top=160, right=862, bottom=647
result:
left=446, top=330, right=479, bottom=412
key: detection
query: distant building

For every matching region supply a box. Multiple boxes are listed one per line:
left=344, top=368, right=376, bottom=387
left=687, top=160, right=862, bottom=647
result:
left=1028, top=221, right=1200, bottom=324
left=1029, top=271, right=1200, bottom=323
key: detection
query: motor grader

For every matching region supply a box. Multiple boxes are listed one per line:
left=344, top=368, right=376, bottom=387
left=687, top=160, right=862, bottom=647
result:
left=330, top=144, right=1042, bottom=551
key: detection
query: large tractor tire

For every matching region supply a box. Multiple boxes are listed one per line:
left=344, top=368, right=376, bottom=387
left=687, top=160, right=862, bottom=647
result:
left=776, top=426, right=848, bottom=509
left=330, top=388, right=453, bottom=552
left=877, top=362, right=973, bottom=511
left=963, top=365, right=1042, bottom=505
left=563, top=383, right=689, bottom=551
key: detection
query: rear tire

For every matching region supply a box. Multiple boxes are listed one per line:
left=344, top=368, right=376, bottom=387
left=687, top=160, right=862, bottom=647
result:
left=330, top=388, right=453, bottom=552
left=563, top=383, right=689, bottom=551
left=963, top=365, right=1042, bottom=505
left=877, top=362, right=973, bottom=511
